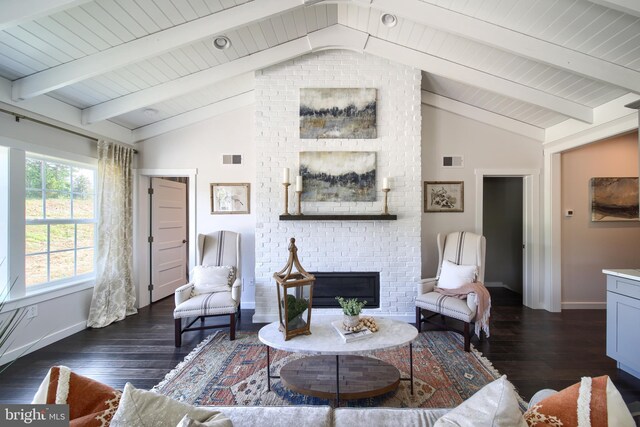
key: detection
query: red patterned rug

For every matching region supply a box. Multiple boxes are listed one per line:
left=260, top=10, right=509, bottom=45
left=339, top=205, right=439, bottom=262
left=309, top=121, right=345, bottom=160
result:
left=153, top=331, right=505, bottom=408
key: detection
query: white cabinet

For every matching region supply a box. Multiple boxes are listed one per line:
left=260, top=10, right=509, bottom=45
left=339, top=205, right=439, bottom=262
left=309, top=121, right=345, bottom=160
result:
left=604, top=269, right=640, bottom=380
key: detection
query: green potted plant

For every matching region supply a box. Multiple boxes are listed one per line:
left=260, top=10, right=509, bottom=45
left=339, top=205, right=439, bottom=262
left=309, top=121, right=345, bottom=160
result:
left=335, top=296, right=367, bottom=328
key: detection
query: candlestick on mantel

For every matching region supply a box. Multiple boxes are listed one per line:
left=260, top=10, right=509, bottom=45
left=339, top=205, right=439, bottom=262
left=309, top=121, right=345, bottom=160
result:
left=282, top=183, right=291, bottom=215
left=296, top=191, right=303, bottom=215
left=382, top=188, right=391, bottom=215
left=283, top=168, right=290, bottom=184
left=295, top=175, right=303, bottom=192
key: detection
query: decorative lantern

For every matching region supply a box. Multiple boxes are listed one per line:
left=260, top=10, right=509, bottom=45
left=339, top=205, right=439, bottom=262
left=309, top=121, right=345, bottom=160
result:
left=273, top=238, right=315, bottom=340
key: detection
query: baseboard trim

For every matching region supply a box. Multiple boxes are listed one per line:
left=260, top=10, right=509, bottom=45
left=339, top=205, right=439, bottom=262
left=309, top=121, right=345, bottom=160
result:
left=0, top=321, right=87, bottom=366
left=241, top=301, right=255, bottom=310
left=561, top=302, right=606, bottom=310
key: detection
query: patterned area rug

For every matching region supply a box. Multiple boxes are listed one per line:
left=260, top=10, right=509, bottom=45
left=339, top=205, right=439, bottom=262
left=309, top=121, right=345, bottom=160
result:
left=153, top=331, right=503, bottom=408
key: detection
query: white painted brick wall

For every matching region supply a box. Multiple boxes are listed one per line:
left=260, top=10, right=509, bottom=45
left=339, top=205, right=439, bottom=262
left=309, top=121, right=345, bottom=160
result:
left=254, top=50, right=422, bottom=322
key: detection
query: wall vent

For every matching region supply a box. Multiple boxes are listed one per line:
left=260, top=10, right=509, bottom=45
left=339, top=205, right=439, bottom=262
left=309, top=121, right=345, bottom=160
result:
left=442, top=155, right=463, bottom=168
left=222, top=154, right=242, bottom=165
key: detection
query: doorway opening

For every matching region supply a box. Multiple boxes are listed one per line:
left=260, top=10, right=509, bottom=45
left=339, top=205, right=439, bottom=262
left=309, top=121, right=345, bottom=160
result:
left=482, top=177, right=523, bottom=306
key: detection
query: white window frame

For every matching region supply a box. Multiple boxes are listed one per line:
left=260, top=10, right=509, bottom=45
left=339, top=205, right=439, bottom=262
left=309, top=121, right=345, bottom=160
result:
left=24, top=154, right=97, bottom=291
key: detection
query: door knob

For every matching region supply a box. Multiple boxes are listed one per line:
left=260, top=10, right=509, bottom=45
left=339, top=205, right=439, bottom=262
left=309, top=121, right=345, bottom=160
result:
left=182, top=239, right=187, bottom=244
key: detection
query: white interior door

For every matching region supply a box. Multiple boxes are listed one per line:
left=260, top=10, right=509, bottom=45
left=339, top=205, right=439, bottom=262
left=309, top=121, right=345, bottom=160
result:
left=151, top=177, right=187, bottom=302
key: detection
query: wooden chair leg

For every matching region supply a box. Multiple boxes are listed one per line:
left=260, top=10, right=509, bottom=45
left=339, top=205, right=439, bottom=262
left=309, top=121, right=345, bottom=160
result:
left=175, top=318, right=182, bottom=347
left=238, top=303, right=241, bottom=319
left=230, top=313, right=237, bottom=340
left=415, top=307, right=422, bottom=332
left=463, top=322, right=470, bottom=352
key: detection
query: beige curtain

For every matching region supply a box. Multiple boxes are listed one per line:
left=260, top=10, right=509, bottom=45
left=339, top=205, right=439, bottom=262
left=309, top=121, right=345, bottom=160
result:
left=87, top=140, right=137, bottom=328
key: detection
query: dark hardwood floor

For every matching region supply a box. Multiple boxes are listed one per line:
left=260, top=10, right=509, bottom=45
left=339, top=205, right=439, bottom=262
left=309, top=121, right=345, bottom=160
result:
left=1, top=288, right=639, bottom=406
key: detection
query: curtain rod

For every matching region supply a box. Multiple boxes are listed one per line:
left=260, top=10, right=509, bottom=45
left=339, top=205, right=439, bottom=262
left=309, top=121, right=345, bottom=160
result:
left=0, top=107, right=138, bottom=154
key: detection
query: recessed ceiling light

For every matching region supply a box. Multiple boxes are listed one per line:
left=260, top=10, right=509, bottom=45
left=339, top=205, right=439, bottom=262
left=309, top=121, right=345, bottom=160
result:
left=380, top=13, right=397, bottom=28
left=143, top=108, right=159, bottom=118
left=213, top=36, right=231, bottom=50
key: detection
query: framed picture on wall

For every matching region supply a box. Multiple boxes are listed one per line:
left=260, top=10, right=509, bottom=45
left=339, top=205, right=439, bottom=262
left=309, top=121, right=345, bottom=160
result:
left=424, top=181, right=464, bottom=212
left=590, top=177, right=639, bottom=222
left=210, top=183, right=250, bottom=214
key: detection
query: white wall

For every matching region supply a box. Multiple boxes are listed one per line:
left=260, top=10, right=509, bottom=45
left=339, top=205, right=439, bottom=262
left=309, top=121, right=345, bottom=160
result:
left=253, top=50, right=422, bottom=322
left=561, top=131, right=640, bottom=308
left=136, top=105, right=256, bottom=307
left=0, top=112, right=98, bottom=364
left=421, top=105, right=543, bottom=278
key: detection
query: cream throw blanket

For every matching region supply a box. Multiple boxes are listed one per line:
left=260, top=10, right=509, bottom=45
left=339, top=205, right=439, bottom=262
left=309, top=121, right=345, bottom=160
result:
left=435, top=282, right=491, bottom=338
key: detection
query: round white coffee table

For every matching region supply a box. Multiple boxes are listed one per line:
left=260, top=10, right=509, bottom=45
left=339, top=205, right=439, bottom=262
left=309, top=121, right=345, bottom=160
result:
left=258, top=317, right=418, bottom=405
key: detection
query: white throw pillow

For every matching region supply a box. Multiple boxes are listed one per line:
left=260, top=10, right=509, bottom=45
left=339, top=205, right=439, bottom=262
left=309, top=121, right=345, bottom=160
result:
left=192, top=265, right=235, bottom=296
left=434, top=375, right=526, bottom=427
left=438, top=260, right=477, bottom=289
left=110, top=383, right=232, bottom=427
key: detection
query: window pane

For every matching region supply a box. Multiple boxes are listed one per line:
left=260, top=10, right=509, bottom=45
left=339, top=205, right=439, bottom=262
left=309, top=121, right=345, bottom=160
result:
left=77, top=224, right=95, bottom=248
left=26, top=190, right=44, bottom=220
left=26, top=225, right=47, bottom=254
left=50, top=224, right=74, bottom=251
left=73, top=193, right=94, bottom=219
left=50, top=251, right=74, bottom=281
left=45, top=191, right=71, bottom=219
left=77, top=248, right=94, bottom=275
left=72, top=167, right=94, bottom=194
left=26, top=254, right=48, bottom=286
left=25, top=158, right=42, bottom=190
left=45, top=162, right=71, bottom=192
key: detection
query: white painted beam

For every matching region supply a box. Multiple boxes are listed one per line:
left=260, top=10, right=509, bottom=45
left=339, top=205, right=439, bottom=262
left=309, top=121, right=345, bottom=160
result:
left=544, top=93, right=639, bottom=147
left=421, top=91, right=545, bottom=141
left=308, top=22, right=369, bottom=52
left=12, top=0, right=304, bottom=100
left=366, top=37, right=594, bottom=123
left=372, top=0, right=640, bottom=94
left=81, top=36, right=312, bottom=124
left=588, top=0, right=640, bottom=18
left=0, top=0, right=91, bottom=31
left=133, top=92, right=255, bottom=142
left=0, top=77, right=132, bottom=144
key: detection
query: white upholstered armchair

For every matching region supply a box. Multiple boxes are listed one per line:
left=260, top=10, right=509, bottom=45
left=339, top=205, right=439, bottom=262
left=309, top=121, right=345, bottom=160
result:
left=174, top=231, right=241, bottom=347
left=415, top=231, right=487, bottom=352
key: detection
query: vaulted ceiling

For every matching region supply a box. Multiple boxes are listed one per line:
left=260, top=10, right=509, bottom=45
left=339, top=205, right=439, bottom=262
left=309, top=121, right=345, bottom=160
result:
left=1, top=0, right=639, bottom=144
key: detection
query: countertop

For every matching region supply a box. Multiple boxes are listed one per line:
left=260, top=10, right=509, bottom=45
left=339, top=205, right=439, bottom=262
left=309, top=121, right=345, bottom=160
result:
left=602, top=269, right=640, bottom=281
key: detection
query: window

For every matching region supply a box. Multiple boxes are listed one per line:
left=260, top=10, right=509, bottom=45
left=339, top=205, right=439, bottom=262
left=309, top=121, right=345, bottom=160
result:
left=25, top=156, right=96, bottom=288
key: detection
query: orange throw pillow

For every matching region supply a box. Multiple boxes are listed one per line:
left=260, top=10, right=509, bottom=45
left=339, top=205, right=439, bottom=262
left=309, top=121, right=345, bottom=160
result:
left=524, top=375, right=635, bottom=427
left=44, top=366, right=121, bottom=427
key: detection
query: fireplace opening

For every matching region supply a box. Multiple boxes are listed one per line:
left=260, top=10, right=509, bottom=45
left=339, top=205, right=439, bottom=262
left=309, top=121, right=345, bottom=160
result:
left=310, top=272, right=380, bottom=308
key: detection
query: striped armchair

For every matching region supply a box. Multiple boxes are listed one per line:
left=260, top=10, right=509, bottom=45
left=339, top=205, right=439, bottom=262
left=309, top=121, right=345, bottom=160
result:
left=174, top=231, right=241, bottom=347
left=415, top=231, right=486, bottom=352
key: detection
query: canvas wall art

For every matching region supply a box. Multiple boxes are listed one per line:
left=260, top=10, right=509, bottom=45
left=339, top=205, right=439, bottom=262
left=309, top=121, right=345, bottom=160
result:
left=299, top=88, right=377, bottom=139
left=299, top=151, right=376, bottom=202
left=590, top=177, right=639, bottom=222
left=424, top=181, right=464, bottom=212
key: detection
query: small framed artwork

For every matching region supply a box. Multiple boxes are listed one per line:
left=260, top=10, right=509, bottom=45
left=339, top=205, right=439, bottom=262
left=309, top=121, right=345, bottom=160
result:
left=424, top=181, right=464, bottom=212
left=590, top=177, right=639, bottom=222
left=210, top=183, right=250, bottom=214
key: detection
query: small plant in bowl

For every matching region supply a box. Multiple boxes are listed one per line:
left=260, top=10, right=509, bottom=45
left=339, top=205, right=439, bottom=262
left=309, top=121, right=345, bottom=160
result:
left=336, top=297, right=367, bottom=328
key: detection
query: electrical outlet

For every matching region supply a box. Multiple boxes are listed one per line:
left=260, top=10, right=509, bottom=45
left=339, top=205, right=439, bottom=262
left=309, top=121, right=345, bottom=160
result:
left=26, top=305, right=38, bottom=319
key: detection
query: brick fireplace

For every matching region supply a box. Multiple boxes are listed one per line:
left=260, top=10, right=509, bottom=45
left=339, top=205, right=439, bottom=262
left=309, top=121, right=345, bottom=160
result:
left=253, top=50, right=422, bottom=323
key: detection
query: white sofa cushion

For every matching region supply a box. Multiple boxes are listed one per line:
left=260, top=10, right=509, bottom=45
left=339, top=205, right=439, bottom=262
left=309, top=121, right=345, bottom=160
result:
left=438, top=260, right=477, bottom=290
left=334, top=407, right=450, bottom=427
left=212, top=405, right=333, bottom=427
left=415, top=291, right=475, bottom=322
left=110, top=383, right=231, bottom=427
left=434, top=375, right=526, bottom=427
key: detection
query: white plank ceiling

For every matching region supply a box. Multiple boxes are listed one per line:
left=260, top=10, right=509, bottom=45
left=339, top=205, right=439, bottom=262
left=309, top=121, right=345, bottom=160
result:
left=0, top=0, right=638, bottom=142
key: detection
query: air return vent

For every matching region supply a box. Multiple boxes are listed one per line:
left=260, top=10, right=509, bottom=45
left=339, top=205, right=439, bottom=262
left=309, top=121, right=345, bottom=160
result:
left=442, top=155, right=463, bottom=168
left=222, top=154, right=242, bottom=165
